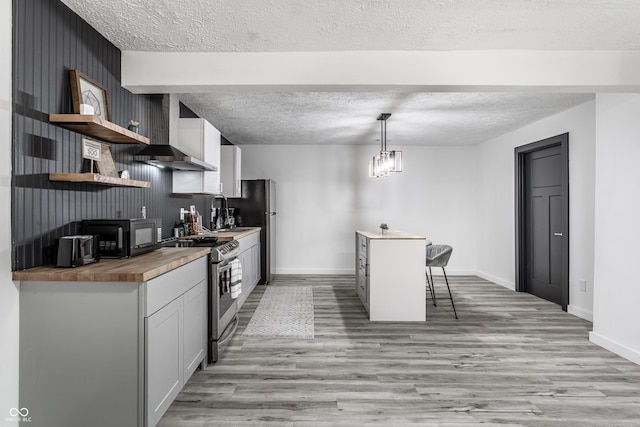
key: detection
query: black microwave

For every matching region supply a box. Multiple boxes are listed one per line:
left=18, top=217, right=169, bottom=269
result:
left=81, top=218, right=159, bottom=258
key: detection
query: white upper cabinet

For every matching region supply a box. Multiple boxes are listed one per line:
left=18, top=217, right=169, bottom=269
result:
left=173, top=118, right=222, bottom=194
left=220, top=145, right=242, bottom=197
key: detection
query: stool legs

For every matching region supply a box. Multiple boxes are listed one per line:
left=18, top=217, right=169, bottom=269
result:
left=442, top=267, right=458, bottom=319
left=426, top=266, right=458, bottom=319
left=426, top=267, right=437, bottom=306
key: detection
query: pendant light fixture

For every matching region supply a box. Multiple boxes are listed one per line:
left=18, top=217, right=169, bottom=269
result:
left=368, top=113, right=403, bottom=178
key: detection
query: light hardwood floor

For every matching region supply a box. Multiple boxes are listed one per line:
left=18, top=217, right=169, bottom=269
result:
left=159, top=275, right=640, bottom=426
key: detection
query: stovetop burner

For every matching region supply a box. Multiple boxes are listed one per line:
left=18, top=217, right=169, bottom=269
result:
left=159, top=236, right=239, bottom=262
left=188, top=236, right=220, bottom=246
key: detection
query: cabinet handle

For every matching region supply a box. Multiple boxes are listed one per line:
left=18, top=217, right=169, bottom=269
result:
left=553, top=233, right=563, bottom=237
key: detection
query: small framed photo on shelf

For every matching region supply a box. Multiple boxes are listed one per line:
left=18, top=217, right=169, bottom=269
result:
left=82, top=138, right=102, bottom=162
left=70, top=69, right=111, bottom=122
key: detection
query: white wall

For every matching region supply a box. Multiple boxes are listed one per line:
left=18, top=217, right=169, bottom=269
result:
left=1, top=0, right=18, bottom=423
left=476, top=101, right=596, bottom=321
left=590, top=94, right=640, bottom=364
left=240, top=144, right=478, bottom=275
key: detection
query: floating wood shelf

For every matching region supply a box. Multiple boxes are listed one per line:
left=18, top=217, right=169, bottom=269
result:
left=49, top=173, right=151, bottom=188
left=49, top=114, right=150, bottom=145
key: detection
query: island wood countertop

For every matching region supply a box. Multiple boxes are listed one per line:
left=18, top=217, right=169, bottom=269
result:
left=356, top=230, right=426, bottom=240
left=12, top=247, right=211, bottom=282
left=184, top=226, right=261, bottom=241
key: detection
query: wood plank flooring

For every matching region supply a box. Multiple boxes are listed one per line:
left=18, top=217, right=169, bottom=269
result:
left=159, top=275, right=640, bottom=426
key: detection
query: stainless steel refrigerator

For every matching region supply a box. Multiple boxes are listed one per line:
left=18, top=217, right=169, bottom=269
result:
left=229, top=179, right=275, bottom=285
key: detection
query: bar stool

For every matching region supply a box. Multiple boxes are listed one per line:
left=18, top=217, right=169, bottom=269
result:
left=425, top=244, right=458, bottom=319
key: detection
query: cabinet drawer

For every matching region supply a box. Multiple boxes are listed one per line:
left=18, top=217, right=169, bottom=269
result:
left=145, top=256, right=208, bottom=317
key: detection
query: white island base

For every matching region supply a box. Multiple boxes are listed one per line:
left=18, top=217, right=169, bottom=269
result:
left=356, top=230, right=427, bottom=321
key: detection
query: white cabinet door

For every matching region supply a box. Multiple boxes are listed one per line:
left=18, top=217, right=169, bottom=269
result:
left=183, top=280, right=206, bottom=379
left=234, top=231, right=261, bottom=307
left=173, top=118, right=222, bottom=194
left=235, top=247, right=251, bottom=308
left=146, top=296, right=184, bottom=427
left=251, top=242, right=261, bottom=286
left=220, top=145, right=241, bottom=197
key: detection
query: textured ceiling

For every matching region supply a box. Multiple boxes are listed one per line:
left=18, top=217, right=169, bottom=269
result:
left=181, top=92, right=593, bottom=146
left=61, top=0, right=640, bottom=52
left=60, top=0, right=632, bottom=145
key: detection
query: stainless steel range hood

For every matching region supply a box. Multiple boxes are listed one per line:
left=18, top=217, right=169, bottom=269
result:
left=135, top=145, right=217, bottom=171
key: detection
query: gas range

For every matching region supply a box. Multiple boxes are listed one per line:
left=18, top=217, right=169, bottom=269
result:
left=159, top=236, right=239, bottom=262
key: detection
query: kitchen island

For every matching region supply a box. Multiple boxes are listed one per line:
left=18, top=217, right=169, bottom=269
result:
left=14, top=247, right=211, bottom=427
left=356, top=230, right=427, bottom=321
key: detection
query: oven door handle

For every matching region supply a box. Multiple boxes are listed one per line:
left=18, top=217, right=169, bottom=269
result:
left=218, top=264, right=232, bottom=274
left=217, top=257, right=239, bottom=274
left=218, top=315, right=238, bottom=346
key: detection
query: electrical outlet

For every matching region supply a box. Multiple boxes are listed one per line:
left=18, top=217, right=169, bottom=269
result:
left=579, top=279, right=587, bottom=292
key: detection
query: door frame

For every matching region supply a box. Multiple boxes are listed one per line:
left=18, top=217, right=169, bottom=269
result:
left=514, top=133, right=569, bottom=310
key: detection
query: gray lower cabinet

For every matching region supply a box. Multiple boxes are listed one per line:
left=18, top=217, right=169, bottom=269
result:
left=19, top=256, right=208, bottom=427
left=146, top=296, right=184, bottom=427
left=183, top=281, right=207, bottom=379
left=235, top=232, right=261, bottom=308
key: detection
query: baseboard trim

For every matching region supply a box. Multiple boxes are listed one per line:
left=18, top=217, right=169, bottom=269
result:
left=475, top=270, right=514, bottom=290
left=274, top=268, right=354, bottom=275
left=567, top=305, right=593, bottom=322
left=589, top=332, right=640, bottom=366
left=426, top=269, right=476, bottom=276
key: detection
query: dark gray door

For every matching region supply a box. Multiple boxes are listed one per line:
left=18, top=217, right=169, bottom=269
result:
left=515, top=133, right=569, bottom=310
left=525, top=146, right=563, bottom=304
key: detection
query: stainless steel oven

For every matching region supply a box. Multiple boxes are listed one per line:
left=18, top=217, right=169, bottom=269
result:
left=161, top=236, right=241, bottom=364
left=208, top=239, right=240, bottom=363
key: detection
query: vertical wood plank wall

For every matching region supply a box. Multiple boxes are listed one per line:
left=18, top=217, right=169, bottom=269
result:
left=12, top=0, right=212, bottom=270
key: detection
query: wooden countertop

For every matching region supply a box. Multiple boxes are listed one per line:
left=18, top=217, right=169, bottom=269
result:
left=184, top=226, right=261, bottom=242
left=356, top=230, right=427, bottom=240
left=12, top=247, right=211, bottom=282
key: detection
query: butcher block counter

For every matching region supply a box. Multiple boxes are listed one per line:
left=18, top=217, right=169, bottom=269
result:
left=12, top=247, right=211, bottom=282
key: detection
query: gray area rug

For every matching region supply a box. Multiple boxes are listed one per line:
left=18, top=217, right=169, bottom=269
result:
left=243, top=285, right=314, bottom=339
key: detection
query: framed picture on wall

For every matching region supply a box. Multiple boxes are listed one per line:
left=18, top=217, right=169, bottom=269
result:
left=70, top=69, right=111, bottom=122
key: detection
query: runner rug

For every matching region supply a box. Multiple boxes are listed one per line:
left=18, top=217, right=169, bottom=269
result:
left=243, top=285, right=314, bottom=339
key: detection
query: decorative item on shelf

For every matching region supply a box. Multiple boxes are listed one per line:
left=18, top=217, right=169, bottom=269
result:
left=380, top=223, right=389, bottom=235
left=82, top=138, right=102, bottom=173
left=95, top=144, right=119, bottom=178
left=119, top=170, right=130, bottom=180
left=70, top=69, right=111, bottom=121
left=79, top=103, right=95, bottom=115
left=128, top=120, right=139, bottom=133
left=368, top=113, right=403, bottom=178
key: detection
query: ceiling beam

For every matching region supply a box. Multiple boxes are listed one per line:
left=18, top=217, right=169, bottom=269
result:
left=121, top=50, right=640, bottom=94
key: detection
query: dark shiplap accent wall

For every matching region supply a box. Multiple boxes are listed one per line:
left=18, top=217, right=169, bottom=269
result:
left=12, top=0, right=211, bottom=270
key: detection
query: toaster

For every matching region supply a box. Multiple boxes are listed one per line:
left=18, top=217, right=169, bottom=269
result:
left=55, top=235, right=100, bottom=267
